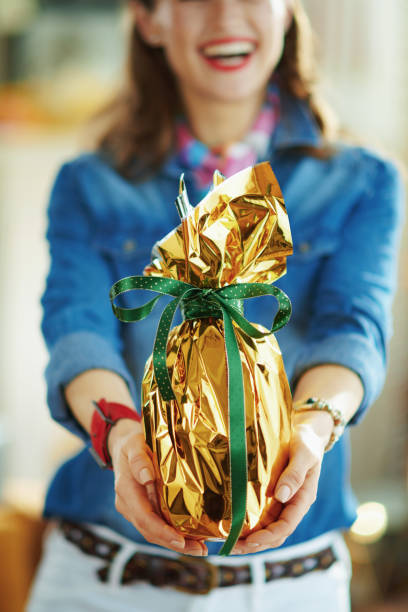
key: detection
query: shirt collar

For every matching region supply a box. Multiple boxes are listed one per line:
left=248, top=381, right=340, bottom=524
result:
left=161, top=86, right=322, bottom=179
left=269, top=87, right=322, bottom=152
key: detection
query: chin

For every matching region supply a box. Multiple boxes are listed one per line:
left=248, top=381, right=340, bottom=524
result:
left=197, top=79, right=267, bottom=104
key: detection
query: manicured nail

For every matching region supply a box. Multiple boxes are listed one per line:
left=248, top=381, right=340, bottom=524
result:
left=139, top=468, right=153, bottom=484
left=276, top=485, right=291, bottom=503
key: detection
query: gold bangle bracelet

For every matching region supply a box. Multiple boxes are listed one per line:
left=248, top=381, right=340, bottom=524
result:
left=292, top=397, right=346, bottom=452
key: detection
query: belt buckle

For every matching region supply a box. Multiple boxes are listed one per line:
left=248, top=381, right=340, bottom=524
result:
left=173, top=555, right=219, bottom=595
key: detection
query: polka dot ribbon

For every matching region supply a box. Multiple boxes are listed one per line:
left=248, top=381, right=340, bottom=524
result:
left=109, top=275, right=291, bottom=555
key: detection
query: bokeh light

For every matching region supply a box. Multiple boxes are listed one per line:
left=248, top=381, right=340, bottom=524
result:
left=350, top=502, right=388, bottom=544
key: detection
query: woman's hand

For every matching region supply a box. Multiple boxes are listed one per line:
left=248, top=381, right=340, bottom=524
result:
left=108, top=418, right=208, bottom=556
left=230, top=410, right=333, bottom=555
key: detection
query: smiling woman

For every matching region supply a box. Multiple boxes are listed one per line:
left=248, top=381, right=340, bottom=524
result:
left=26, top=1, right=404, bottom=611
left=134, top=0, right=289, bottom=88
left=95, top=0, right=333, bottom=178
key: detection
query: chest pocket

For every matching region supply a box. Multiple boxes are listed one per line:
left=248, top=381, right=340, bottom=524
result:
left=92, top=233, right=155, bottom=276
left=289, top=230, right=341, bottom=265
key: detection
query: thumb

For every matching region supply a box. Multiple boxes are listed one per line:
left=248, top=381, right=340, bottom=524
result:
left=273, top=450, right=313, bottom=503
left=128, top=438, right=156, bottom=486
left=127, top=438, right=160, bottom=513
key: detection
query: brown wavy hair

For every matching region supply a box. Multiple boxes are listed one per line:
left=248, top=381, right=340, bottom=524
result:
left=92, top=0, right=336, bottom=180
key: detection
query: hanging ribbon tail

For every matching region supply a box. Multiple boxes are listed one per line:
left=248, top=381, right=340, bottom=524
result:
left=152, top=296, right=183, bottom=402
left=214, top=285, right=290, bottom=555
left=218, top=307, right=248, bottom=556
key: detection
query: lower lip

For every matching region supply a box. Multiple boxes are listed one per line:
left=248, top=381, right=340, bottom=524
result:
left=201, top=52, right=254, bottom=72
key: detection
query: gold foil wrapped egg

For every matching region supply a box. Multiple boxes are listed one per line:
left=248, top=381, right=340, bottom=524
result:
left=140, top=162, right=293, bottom=543
left=142, top=316, right=292, bottom=540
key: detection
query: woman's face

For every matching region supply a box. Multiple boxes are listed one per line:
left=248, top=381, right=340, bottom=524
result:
left=133, top=0, right=292, bottom=103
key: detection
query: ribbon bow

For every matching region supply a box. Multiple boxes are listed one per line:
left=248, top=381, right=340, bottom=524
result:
left=110, top=275, right=291, bottom=555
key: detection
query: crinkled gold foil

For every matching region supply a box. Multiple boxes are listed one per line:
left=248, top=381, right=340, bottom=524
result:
left=142, top=162, right=293, bottom=541
left=144, top=162, right=292, bottom=287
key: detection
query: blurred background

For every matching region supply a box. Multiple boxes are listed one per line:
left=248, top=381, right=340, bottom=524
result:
left=0, top=1, right=407, bottom=610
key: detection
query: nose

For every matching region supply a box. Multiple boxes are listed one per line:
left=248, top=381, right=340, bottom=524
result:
left=209, top=0, right=246, bottom=27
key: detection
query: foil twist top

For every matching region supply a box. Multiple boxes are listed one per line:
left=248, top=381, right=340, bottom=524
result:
left=144, top=162, right=293, bottom=287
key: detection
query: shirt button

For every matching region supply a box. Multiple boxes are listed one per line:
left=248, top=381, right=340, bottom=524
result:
left=298, top=241, right=310, bottom=254
left=123, top=239, right=136, bottom=253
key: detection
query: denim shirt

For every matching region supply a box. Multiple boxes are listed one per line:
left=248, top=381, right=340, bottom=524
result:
left=41, top=92, right=405, bottom=554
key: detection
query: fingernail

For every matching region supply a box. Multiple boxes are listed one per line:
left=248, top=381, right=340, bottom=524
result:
left=139, top=468, right=153, bottom=485
left=248, top=542, right=260, bottom=548
left=171, top=539, right=185, bottom=548
left=276, top=485, right=291, bottom=503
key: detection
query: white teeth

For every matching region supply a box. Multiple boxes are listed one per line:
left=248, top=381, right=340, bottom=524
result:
left=208, top=56, right=247, bottom=66
left=202, top=41, right=256, bottom=58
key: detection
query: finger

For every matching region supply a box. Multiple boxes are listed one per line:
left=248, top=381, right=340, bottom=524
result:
left=116, top=456, right=208, bottom=555
left=183, top=539, right=208, bottom=556
left=197, top=540, right=208, bottom=555
left=134, top=497, right=206, bottom=555
left=126, top=441, right=160, bottom=512
left=230, top=538, right=271, bottom=555
left=273, top=445, right=317, bottom=503
left=244, top=467, right=321, bottom=549
left=118, top=489, right=206, bottom=555
left=127, top=439, right=157, bottom=486
left=145, top=481, right=160, bottom=515
left=115, top=470, right=186, bottom=550
left=229, top=536, right=253, bottom=555
left=267, top=465, right=321, bottom=540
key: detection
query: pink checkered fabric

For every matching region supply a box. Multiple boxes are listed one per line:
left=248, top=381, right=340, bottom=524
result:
left=175, top=83, right=280, bottom=195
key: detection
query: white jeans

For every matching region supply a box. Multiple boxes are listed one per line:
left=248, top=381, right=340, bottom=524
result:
left=26, top=523, right=352, bottom=612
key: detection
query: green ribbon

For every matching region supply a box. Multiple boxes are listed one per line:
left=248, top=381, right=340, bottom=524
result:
left=109, top=275, right=291, bottom=556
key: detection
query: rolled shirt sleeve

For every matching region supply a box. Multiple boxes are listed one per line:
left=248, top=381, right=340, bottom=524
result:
left=292, top=154, right=405, bottom=424
left=41, top=161, right=137, bottom=440
left=44, top=331, right=138, bottom=441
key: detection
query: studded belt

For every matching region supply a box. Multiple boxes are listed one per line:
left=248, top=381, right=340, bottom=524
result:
left=59, top=520, right=337, bottom=595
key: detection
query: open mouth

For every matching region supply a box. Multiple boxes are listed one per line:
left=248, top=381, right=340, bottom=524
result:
left=199, top=39, right=257, bottom=70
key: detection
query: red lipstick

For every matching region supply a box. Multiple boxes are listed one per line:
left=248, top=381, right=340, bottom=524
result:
left=198, top=37, right=257, bottom=73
